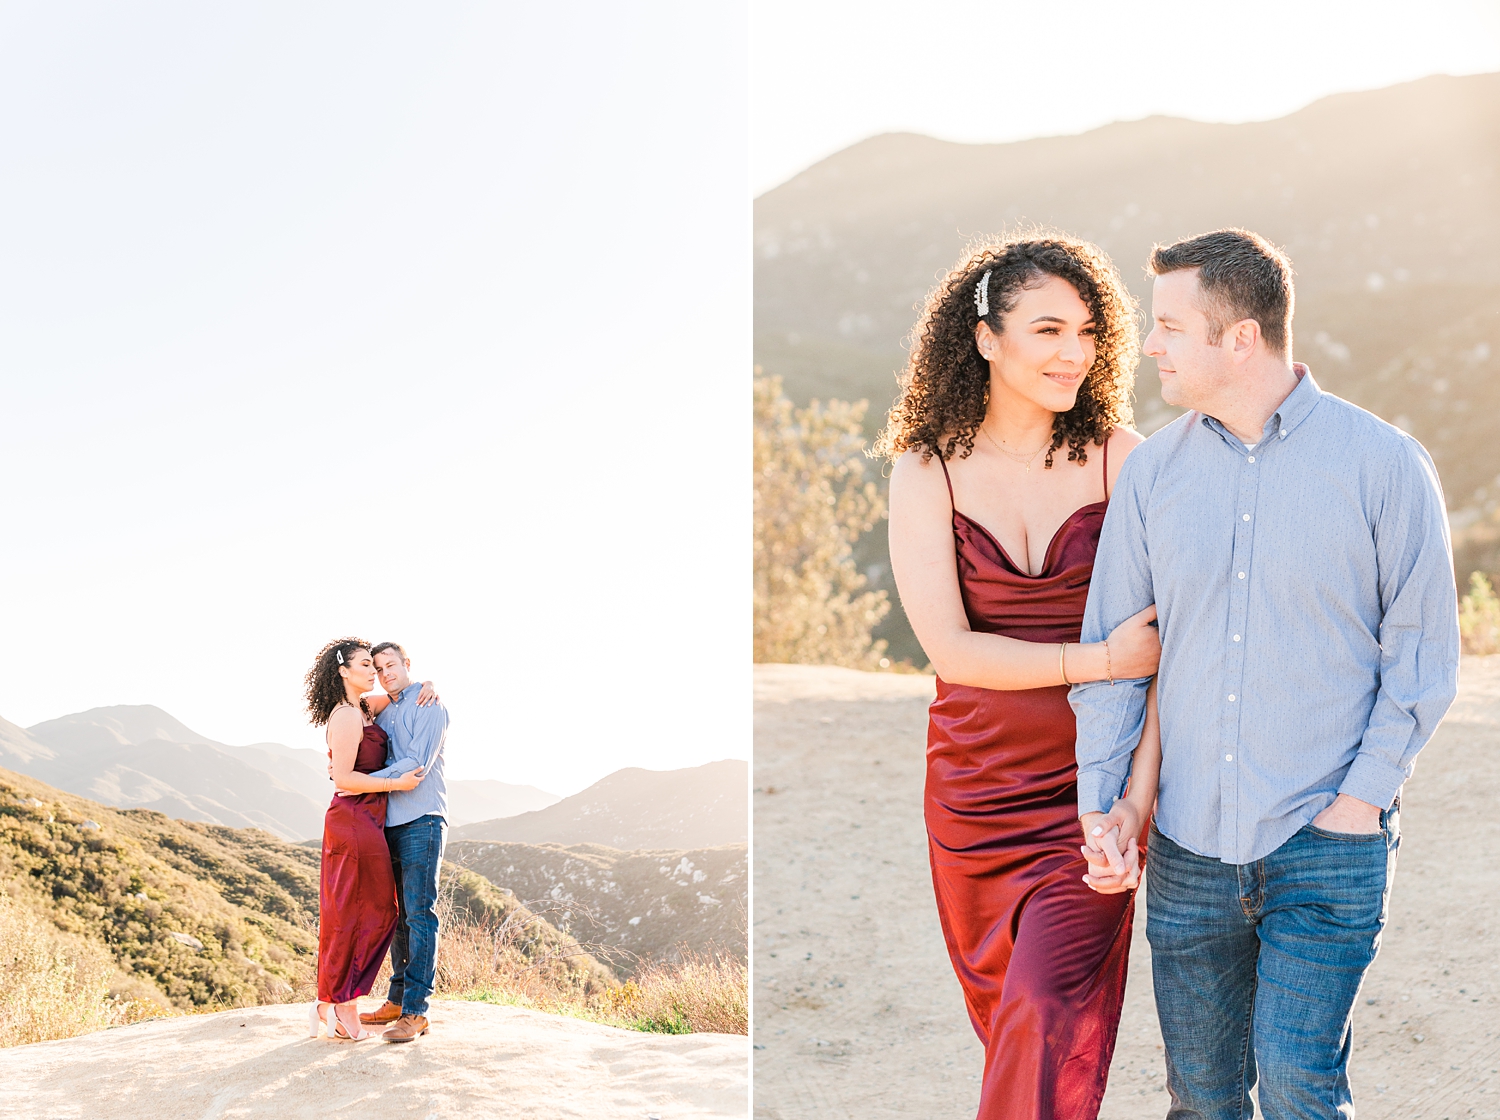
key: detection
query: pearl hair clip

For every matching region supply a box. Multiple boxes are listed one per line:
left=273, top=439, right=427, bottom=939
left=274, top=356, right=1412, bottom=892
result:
left=975, top=270, right=991, bottom=318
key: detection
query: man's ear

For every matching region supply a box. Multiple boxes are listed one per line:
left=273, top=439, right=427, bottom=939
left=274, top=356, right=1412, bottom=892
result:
left=1229, top=318, right=1261, bottom=365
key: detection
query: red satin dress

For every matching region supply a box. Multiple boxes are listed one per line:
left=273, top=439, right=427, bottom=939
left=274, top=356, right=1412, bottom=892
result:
left=926, top=446, right=1135, bottom=1120
left=318, top=723, right=398, bottom=1004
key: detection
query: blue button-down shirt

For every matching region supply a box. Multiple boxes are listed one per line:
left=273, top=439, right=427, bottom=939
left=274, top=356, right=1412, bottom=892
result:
left=1070, top=368, right=1459, bottom=865
left=368, top=686, right=449, bottom=828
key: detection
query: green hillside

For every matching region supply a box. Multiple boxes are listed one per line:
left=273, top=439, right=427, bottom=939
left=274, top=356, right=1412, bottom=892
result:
left=0, top=767, right=612, bottom=1012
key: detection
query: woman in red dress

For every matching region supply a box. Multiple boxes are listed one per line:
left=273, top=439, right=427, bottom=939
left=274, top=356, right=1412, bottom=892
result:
left=302, top=638, right=425, bottom=1041
left=881, top=235, right=1163, bottom=1118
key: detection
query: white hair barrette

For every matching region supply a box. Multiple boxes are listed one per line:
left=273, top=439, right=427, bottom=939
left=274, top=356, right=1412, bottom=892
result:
left=974, top=270, right=991, bottom=318
left=335, top=650, right=344, bottom=664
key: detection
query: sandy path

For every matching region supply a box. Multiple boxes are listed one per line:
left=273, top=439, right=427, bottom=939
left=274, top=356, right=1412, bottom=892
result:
left=0, top=999, right=747, bottom=1119
left=752, top=661, right=1500, bottom=1119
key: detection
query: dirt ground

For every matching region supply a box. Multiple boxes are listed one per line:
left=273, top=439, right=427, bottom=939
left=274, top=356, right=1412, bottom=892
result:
left=0, top=999, right=747, bottom=1119
left=752, top=660, right=1500, bottom=1119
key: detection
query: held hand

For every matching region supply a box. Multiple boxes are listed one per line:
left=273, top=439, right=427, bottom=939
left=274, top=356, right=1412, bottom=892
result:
left=1311, top=793, right=1382, bottom=834
left=1104, top=605, right=1160, bottom=679
left=415, top=681, right=439, bottom=707
left=1079, top=813, right=1126, bottom=875
left=392, top=766, right=426, bottom=792
left=1093, top=800, right=1144, bottom=853
left=1081, top=803, right=1144, bottom=893
left=1082, top=835, right=1141, bottom=893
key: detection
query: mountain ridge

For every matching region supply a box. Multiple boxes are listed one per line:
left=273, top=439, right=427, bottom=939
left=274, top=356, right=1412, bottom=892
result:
left=6, top=704, right=560, bottom=840
left=452, top=759, right=748, bottom=849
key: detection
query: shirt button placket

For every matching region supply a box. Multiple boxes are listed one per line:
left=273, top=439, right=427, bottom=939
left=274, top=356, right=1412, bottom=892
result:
left=1224, top=447, right=1259, bottom=860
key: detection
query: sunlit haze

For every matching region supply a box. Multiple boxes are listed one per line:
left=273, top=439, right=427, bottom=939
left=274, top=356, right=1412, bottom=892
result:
left=753, top=0, right=1500, bottom=195
left=0, top=4, right=748, bottom=795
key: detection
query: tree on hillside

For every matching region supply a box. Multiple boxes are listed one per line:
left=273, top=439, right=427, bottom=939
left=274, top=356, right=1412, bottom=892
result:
left=753, top=373, right=890, bottom=668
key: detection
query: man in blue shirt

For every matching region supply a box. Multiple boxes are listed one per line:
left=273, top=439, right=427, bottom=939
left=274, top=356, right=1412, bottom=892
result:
left=1071, top=229, right=1459, bottom=1117
left=357, top=641, right=449, bottom=1042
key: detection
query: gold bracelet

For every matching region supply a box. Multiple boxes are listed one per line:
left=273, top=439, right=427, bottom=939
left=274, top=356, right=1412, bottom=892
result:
left=1059, top=642, right=1070, bottom=686
left=1104, top=639, right=1114, bottom=685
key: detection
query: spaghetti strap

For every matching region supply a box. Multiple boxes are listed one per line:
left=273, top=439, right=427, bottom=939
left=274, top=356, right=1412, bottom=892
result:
left=1102, top=433, right=1111, bottom=501
left=938, top=454, right=955, bottom=511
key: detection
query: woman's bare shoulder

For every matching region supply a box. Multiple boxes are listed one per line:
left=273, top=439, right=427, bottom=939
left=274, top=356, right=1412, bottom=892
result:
left=890, top=446, right=947, bottom=488
left=328, top=703, right=362, bottom=730
left=890, top=448, right=957, bottom=514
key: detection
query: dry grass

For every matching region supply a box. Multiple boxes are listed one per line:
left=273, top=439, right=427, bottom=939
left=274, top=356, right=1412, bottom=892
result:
left=590, top=949, right=748, bottom=1035
left=1460, top=571, right=1500, bottom=654
left=431, top=889, right=747, bottom=1034
left=0, top=892, right=158, bottom=1047
left=429, top=889, right=611, bottom=1002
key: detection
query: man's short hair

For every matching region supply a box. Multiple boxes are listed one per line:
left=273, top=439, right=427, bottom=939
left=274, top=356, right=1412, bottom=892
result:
left=371, top=641, right=408, bottom=662
left=1148, top=228, right=1294, bottom=357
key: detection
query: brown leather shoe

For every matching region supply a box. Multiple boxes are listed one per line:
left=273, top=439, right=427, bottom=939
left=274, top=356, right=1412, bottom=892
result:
left=382, top=1013, right=429, bottom=1042
left=359, top=1000, right=402, bottom=1025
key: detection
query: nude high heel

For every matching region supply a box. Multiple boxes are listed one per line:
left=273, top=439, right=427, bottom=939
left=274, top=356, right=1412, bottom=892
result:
left=330, top=1002, right=371, bottom=1041
left=308, top=1002, right=324, bottom=1037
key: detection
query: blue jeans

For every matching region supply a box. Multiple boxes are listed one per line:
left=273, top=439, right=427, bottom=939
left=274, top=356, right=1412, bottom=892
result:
left=385, top=814, right=446, bottom=1017
left=1147, top=804, right=1399, bottom=1120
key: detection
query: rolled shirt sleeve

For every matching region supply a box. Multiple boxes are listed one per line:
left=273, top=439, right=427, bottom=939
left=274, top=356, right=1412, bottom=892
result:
left=1339, top=438, right=1460, bottom=808
left=1070, top=452, right=1156, bottom=817
left=364, top=755, right=421, bottom=780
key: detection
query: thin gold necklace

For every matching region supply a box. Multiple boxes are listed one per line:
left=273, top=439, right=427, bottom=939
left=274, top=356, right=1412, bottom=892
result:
left=980, top=425, right=1050, bottom=473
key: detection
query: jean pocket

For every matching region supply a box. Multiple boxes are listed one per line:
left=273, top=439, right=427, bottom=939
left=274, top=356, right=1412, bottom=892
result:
left=1304, top=824, right=1386, bottom=843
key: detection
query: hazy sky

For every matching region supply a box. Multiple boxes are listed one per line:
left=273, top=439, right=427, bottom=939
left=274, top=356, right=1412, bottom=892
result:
left=753, top=0, right=1500, bottom=194
left=6, top=5, right=1492, bottom=798
left=0, top=3, right=747, bottom=795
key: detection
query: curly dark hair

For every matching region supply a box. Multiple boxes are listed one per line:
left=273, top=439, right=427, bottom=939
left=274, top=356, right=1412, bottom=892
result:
left=875, top=231, right=1139, bottom=466
left=304, top=637, right=373, bottom=727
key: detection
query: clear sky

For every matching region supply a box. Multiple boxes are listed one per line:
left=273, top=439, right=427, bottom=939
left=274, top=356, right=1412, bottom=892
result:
left=0, top=3, right=748, bottom=795
left=753, top=0, right=1500, bottom=195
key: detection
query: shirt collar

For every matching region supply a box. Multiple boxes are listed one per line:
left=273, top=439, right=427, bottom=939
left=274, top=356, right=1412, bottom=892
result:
left=1200, top=362, right=1321, bottom=447
left=1270, top=363, right=1321, bottom=440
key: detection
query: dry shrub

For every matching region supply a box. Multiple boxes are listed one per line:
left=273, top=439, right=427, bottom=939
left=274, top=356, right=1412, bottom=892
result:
left=754, top=373, right=891, bottom=668
left=432, top=884, right=613, bottom=1006
left=0, top=892, right=158, bottom=1046
left=1460, top=571, right=1500, bottom=655
left=430, top=885, right=747, bottom=1035
left=595, top=949, right=748, bottom=1035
